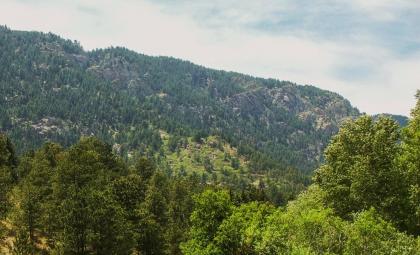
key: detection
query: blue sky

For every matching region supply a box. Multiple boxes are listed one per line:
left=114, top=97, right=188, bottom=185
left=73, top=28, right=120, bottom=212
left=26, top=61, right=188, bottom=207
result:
left=1, top=0, right=419, bottom=115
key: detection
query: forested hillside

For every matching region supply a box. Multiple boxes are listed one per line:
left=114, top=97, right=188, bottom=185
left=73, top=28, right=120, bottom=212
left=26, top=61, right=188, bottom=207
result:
left=1, top=94, right=420, bottom=254
left=0, top=26, right=360, bottom=175
left=0, top=25, right=419, bottom=255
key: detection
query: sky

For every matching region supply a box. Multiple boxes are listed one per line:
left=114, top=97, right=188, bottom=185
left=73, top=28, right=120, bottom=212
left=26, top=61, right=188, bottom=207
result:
left=1, top=0, right=419, bottom=115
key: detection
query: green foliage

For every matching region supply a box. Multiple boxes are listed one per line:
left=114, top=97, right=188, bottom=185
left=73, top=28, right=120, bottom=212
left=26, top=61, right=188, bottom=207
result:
left=400, top=91, right=420, bottom=234
left=135, top=156, right=156, bottom=181
left=0, top=164, right=13, bottom=219
left=87, top=189, right=134, bottom=255
left=159, top=134, right=304, bottom=206
left=51, top=137, right=128, bottom=253
left=134, top=174, right=168, bottom=254
left=314, top=116, right=409, bottom=229
left=12, top=227, right=36, bottom=255
left=187, top=185, right=419, bottom=255
left=165, top=178, right=200, bottom=255
left=230, top=157, right=240, bottom=170
left=179, top=92, right=420, bottom=254
left=111, top=174, right=145, bottom=217
left=1, top=112, right=420, bottom=254
left=214, top=202, right=274, bottom=255
left=344, top=208, right=418, bottom=255
left=0, top=133, right=16, bottom=225
left=0, top=133, right=17, bottom=169
left=373, top=114, right=409, bottom=127
left=257, top=186, right=347, bottom=254
left=182, top=185, right=419, bottom=255
left=180, top=190, right=233, bottom=255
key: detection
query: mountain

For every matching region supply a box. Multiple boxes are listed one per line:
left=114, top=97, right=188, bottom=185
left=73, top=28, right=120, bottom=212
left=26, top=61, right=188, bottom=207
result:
left=0, top=25, right=360, bottom=173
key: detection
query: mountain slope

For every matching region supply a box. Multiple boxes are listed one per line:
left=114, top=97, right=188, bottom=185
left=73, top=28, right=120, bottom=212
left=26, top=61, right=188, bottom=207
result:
left=0, top=26, right=360, bottom=172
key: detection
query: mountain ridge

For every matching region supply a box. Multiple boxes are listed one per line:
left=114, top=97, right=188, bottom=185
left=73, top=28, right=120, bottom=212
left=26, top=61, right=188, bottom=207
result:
left=0, top=25, right=360, bottom=172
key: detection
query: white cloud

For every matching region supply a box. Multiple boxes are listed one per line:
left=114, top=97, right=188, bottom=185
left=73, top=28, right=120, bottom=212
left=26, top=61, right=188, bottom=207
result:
left=351, top=0, right=420, bottom=18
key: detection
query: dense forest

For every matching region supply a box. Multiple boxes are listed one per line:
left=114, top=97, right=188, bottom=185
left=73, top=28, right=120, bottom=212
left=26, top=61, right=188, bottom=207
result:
left=1, top=93, right=420, bottom=254
left=0, top=25, right=361, bottom=174
left=0, top=26, right=410, bottom=206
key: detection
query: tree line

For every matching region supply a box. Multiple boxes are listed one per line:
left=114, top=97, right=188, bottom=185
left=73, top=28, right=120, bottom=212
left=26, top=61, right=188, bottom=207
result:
left=2, top=93, right=420, bottom=254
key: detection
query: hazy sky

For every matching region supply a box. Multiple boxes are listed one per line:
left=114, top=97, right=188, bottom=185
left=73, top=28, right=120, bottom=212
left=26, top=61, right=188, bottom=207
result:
left=1, top=0, right=419, bottom=115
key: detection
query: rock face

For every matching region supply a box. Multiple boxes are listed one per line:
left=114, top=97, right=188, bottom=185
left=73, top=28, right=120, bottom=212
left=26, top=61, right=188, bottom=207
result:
left=223, top=85, right=358, bottom=162
left=0, top=26, right=360, bottom=172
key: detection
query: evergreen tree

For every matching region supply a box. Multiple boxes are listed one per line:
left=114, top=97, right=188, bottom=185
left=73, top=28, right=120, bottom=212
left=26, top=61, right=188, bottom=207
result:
left=53, top=137, right=126, bottom=254
left=0, top=133, right=16, bottom=236
left=135, top=156, right=156, bottom=181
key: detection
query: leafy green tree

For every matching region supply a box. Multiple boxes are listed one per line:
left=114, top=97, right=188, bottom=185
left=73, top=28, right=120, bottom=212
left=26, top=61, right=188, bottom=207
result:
left=314, top=116, right=409, bottom=229
left=400, top=91, right=420, bottom=234
left=345, top=208, right=418, bottom=255
left=180, top=190, right=233, bottom=255
left=214, top=202, right=274, bottom=255
left=257, top=186, right=347, bottom=255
